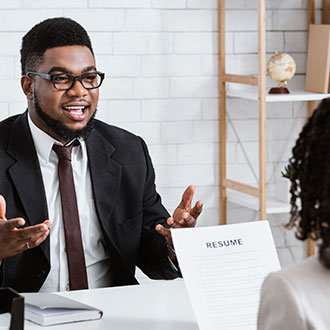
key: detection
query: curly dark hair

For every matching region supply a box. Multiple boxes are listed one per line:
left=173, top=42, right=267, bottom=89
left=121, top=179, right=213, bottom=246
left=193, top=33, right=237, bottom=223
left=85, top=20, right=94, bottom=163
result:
left=287, top=97, right=330, bottom=269
left=20, top=17, right=94, bottom=75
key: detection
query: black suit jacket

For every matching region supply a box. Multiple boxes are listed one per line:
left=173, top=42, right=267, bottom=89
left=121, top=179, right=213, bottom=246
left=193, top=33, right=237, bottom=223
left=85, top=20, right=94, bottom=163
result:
left=0, top=112, right=180, bottom=292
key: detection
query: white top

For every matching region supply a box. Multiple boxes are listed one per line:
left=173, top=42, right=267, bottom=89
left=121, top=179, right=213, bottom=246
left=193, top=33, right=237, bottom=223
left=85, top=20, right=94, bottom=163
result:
left=258, top=256, right=330, bottom=330
left=28, top=115, right=112, bottom=292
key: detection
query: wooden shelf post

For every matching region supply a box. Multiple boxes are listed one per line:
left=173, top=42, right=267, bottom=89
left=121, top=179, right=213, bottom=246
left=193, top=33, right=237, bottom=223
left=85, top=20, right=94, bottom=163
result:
left=218, top=0, right=227, bottom=225
left=258, top=0, right=267, bottom=220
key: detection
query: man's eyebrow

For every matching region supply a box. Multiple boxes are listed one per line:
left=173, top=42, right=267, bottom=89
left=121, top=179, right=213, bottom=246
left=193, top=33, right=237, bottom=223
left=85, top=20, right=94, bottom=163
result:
left=82, top=66, right=97, bottom=73
left=48, top=67, right=70, bottom=74
left=48, top=66, right=97, bottom=74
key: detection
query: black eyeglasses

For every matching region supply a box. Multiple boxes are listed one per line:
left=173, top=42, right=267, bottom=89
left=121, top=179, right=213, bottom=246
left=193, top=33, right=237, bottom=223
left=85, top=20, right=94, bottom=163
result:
left=26, top=71, right=105, bottom=91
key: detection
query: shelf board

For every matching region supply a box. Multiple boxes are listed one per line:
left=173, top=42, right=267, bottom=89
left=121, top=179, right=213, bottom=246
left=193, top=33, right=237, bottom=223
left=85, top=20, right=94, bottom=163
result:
left=227, top=89, right=330, bottom=102
left=227, top=190, right=291, bottom=214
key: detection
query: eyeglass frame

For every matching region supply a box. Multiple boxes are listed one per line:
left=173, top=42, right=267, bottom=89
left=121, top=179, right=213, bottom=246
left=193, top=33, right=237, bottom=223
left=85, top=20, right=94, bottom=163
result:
left=26, top=71, right=105, bottom=91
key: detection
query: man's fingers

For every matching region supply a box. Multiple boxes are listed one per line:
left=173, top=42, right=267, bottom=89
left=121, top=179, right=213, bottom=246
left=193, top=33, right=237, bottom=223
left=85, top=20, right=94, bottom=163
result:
left=20, top=241, right=30, bottom=251
left=156, top=224, right=170, bottom=237
left=42, top=220, right=52, bottom=229
left=167, top=217, right=178, bottom=228
left=0, top=195, right=6, bottom=220
left=0, top=218, right=25, bottom=232
left=170, top=212, right=196, bottom=228
left=189, top=200, right=203, bottom=220
left=16, top=223, right=49, bottom=242
left=179, top=212, right=196, bottom=227
left=178, top=185, right=195, bottom=210
left=33, top=231, right=50, bottom=247
left=21, top=230, right=50, bottom=251
left=167, top=215, right=188, bottom=227
left=156, top=224, right=173, bottom=246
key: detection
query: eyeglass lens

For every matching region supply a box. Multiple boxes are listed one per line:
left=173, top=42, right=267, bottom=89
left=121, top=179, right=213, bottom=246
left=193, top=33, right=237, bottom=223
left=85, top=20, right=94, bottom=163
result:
left=53, top=72, right=102, bottom=90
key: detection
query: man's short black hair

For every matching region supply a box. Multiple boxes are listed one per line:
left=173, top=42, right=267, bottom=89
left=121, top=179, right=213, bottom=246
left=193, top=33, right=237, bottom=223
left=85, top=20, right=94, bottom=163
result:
left=20, top=17, right=94, bottom=75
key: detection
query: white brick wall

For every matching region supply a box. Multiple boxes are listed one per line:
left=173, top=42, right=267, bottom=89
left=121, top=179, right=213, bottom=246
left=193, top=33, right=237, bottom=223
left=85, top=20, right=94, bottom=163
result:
left=114, top=32, right=174, bottom=54
left=0, top=1, right=314, bottom=266
left=153, top=0, right=186, bottom=9
left=163, top=10, right=217, bottom=31
left=142, top=55, right=202, bottom=76
left=142, top=99, right=202, bottom=121
left=174, top=32, right=218, bottom=53
left=126, top=10, right=162, bottom=31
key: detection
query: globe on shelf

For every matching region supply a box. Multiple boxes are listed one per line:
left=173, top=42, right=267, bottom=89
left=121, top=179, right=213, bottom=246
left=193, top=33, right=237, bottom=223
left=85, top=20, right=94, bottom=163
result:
left=267, top=52, right=296, bottom=94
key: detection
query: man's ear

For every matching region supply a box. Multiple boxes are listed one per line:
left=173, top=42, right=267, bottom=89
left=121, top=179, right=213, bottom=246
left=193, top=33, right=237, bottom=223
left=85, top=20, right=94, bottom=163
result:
left=21, top=76, right=33, bottom=100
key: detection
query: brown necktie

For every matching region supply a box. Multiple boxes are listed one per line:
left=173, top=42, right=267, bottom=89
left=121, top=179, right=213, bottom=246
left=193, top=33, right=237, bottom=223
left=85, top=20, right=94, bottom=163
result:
left=53, top=140, right=89, bottom=290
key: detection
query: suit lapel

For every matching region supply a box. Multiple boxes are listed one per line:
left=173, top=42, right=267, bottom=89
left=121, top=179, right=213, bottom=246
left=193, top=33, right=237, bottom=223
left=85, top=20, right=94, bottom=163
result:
left=6, top=116, right=123, bottom=262
left=86, top=128, right=122, bottom=244
left=6, top=112, right=50, bottom=261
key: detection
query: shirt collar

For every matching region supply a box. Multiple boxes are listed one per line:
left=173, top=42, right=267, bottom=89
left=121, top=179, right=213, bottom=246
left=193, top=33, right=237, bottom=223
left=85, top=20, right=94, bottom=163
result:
left=27, top=113, right=85, bottom=163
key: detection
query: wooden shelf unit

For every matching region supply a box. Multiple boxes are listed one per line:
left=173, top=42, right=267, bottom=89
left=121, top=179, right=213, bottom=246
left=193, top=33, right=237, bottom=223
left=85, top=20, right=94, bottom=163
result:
left=218, top=0, right=329, bottom=247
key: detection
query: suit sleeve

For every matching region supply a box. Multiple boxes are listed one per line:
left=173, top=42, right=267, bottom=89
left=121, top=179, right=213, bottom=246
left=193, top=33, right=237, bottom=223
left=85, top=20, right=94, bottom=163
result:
left=257, top=272, right=308, bottom=330
left=136, top=137, right=181, bottom=280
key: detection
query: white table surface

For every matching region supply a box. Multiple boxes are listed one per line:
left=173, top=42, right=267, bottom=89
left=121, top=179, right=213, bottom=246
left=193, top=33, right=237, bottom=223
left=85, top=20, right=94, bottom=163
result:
left=24, top=279, right=199, bottom=330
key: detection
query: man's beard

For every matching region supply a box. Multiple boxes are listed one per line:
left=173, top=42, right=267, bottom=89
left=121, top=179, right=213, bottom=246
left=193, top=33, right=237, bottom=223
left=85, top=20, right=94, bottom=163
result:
left=34, top=97, right=96, bottom=142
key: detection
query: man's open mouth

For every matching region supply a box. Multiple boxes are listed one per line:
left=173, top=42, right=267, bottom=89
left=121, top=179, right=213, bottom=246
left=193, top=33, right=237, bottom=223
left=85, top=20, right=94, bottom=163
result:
left=62, top=105, right=89, bottom=120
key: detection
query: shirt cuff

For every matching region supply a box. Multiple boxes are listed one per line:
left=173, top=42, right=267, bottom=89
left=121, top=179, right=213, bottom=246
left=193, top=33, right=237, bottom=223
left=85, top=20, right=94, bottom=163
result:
left=166, top=243, right=180, bottom=272
left=167, top=256, right=179, bottom=272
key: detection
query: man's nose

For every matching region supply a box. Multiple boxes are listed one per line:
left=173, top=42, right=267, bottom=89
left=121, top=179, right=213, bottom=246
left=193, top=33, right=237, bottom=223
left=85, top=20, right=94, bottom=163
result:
left=66, top=79, right=88, bottom=97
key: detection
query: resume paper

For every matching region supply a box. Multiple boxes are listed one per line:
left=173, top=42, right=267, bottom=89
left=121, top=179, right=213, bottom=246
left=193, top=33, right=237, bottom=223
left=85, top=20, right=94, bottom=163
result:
left=171, top=220, right=280, bottom=330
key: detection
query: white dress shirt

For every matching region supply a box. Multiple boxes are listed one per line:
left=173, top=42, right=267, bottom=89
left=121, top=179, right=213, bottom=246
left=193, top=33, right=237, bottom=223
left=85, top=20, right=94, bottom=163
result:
left=28, top=115, right=112, bottom=292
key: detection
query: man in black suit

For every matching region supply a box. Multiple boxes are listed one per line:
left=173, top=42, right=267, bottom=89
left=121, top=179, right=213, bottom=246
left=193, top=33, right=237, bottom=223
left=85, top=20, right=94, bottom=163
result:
left=0, top=17, right=202, bottom=292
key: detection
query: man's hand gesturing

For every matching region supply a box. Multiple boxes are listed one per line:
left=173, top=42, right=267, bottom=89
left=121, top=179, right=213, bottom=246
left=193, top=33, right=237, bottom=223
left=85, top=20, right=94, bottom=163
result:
left=0, top=195, right=51, bottom=259
left=155, top=185, right=203, bottom=256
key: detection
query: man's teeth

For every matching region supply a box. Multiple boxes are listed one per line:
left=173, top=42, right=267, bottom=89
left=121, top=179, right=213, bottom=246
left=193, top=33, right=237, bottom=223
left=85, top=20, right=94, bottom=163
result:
left=64, top=106, right=86, bottom=114
left=64, top=106, right=85, bottom=110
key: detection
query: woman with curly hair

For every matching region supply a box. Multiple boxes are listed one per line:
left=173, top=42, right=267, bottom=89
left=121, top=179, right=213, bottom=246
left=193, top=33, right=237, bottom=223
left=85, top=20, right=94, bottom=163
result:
left=258, top=97, right=330, bottom=330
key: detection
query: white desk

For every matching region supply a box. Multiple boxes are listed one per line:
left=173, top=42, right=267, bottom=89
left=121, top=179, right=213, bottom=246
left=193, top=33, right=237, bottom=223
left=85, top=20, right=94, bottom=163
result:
left=24, top=279, right=198, bottom=330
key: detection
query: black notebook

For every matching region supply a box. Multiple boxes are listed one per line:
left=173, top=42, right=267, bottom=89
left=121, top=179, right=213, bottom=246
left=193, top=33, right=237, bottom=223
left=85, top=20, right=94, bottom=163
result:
left=22, top=292, right=103, bottom=326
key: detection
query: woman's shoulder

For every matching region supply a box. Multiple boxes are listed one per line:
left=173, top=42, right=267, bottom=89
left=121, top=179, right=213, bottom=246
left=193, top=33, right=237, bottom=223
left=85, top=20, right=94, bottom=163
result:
left=271, top=256, right=327, bottom=285
left=258, top=256, right=330, bottom=330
